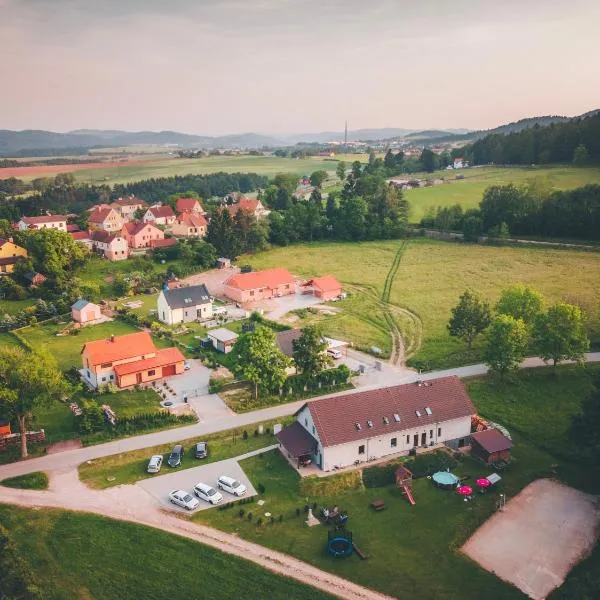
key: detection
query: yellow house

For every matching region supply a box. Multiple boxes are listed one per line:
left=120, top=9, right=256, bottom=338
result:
left=0, top=238, right=27, bottom=274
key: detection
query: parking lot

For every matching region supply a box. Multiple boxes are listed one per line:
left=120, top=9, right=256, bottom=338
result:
left=136, top=448, right=272, bottom=513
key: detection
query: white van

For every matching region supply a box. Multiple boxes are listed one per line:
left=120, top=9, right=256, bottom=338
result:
left=194, top=482, right=223, bottom=505
left=147, top=455, right=163, bottom=474
left=217, top=475, right=247, bottom=497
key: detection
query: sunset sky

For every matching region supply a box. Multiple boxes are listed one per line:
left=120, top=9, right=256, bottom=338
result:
left=1, top=0, right=599, bottom=134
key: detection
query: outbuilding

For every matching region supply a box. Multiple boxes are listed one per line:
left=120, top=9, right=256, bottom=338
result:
left=304, top=275, right=342, bottom=301
left=72, top=299, right=102, bottom=324
left=207, top=327, right=239, bottom=353
left=470, top=428, right=512, bottom=465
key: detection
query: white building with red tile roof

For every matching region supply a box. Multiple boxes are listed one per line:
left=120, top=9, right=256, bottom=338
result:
left=88, top=207, right=124, bottom=232
left=276, top=377, right=475, bottom=471
left=223, top=268, right=295, bottom=303
left=143, top=205, right=176, bottom=226
left=171, top=212, right=208, bottom=238
left=226, top=198, right=270, bottom=221
left=17, top=215, right=68, bottom=231
left=175, top=197, right=205, bottom=215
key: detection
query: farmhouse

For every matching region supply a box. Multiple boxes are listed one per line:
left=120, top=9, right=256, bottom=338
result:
left=302, top=275, right=342, bottom=301
left=88, top=207, right=124, bottom=233
left=143, top=205, right=177, bottom=226
left=226, top=198, right=270, bottom=221
left=207, top=327, right=238, bottom=353
left=0, top=238, right=27, bottom=275
left=111, top=195, right=147, bottom=221
left=90, top=230, right=128, bottom=261
left=171, top=212, right=208, bottom=238
left=470, top=428, right=512, bottom=465
left=175, top=197, right=205, bottom=215
left=276, top=376, right=475, bottom=471
left=81, top=331, right=185, bottom=389
left=17, top=215, right=68, bottom=231
left=71, top=299, right=102, bottom=324
left=223, top=268, right=295, bottom=303
left=121, top=222, right=164, bottom=249
left=157, top=284, right=213, bottom=325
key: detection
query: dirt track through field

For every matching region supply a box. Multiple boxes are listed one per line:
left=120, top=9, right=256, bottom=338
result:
left=0, top=468, right=393, bottom=600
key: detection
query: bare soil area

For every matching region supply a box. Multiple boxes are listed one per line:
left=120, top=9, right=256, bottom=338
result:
left=462, top=479, right=600, bottom=599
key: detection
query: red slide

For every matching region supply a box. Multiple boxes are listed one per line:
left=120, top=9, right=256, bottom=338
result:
left=402, top=484, right=416, bottom=505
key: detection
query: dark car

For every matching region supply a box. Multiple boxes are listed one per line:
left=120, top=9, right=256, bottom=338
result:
left=240, top=265, right=252, bottom=273
left=194, top=442, right=208, bottom=459
left=167, top=444, right=184, bottom=468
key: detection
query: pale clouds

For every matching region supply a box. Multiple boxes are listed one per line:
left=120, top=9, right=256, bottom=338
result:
left=1, top=0, right=599, bottom=133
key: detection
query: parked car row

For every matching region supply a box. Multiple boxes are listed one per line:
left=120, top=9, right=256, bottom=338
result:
left=169, top=476, right=247, bottom=510
left=147, top=442, right=209, bottom=473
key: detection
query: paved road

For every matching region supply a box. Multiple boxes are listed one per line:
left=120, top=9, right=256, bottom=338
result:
left=0, top=353, right=598, bottom=480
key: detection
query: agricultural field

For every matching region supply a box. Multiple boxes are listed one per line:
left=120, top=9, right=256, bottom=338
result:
left=195, top=365, right=600, bottom=600
left=0, top=506, right=333, bottom=600
left=405, top=165, right=600, bottom=222
left=246, top=239, right=600, bottom=369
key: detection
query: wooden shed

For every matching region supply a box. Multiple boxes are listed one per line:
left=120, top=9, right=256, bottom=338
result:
left=470, top=429, right=512, bottom=465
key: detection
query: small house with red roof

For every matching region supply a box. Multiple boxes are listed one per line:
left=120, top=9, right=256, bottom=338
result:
left=276, top=377, right=476, bottom=471
left=470, top=428, right=512, bottom=465
left=171, top=212, right=208, bottom=238
left=111, top=195, right=147, bottom=221
left=302, top=276, right=342, bottom=301
left=17, top=215, right=68, bottom=231
left=143, top=205, right=176, bottom=226
left=88, top=206, right=124, bottom=233
left=175, top=197, right=205, bottom=215
left=223, top=268, right=295, bottom=303
left=90, top=230, right=128, bottom=261
left=121, top=221, right=164, bottom=249
left=70, top=230, right=93, bottom=250
left=226, top=198, right=270, bottom=221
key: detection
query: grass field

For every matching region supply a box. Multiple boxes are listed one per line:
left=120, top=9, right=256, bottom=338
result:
left=406, top=165, right=600, bottom=222
left=0, top=298, right=37, bottom=315
left=0, top=471, right=48, bottom=490
left=246, top=239, right=600, bottom=368
left=195, top=365, right=600, bottom=599
left=0, top=505, right=334, bottom=600
left=79, top=418, right=287, bottom=489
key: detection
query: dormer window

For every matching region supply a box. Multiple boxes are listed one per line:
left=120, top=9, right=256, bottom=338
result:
left=415, top=410, right=422, bottom=417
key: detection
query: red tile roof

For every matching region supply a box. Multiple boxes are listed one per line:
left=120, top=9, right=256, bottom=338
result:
left=113, top=347, right=185, bottom=376
left=122, top=221, right=161, bottom=236
left=82, top=331, right=157, bottom=366
left=304, top=376, right=476, bottom=448
left=66, top=224, right=80, bottom=232
left=225, top=268, right=294, bottom=291
left=178, top=213, right=207, bottom=228
left=226, top=198, right=261, bottom=217
left=87, top=204, right=112, bottom=213
left=309, top=276, right=342, bottom=293
left=20, top=215, right=68, bottom=224
left=275, top=421, right=318, bottom=457
left=149, top=237, right=177, bottom=248
left=148, top=205, right=175, bottom=219
left=71, top=231, right=91, bottom=241
left=112, top=196, right=146, bottom=207
left=90, top=230, right=123, bottom=244
left=88, top=207, right=115, bottom=223
left=471, top=429, right=512, bottom=453
left=176, top=197, right=203, bottom=213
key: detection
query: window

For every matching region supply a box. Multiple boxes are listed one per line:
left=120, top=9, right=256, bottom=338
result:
left=358, top=445, right=365, bottom=455
left=100, top=362, right=112, bottom=369
left=250, top=290, right=255, bottom=296
left=101, top=377, right=107, bottom=382
left=110, top=375, right=114, bottom=380
left=406, top=435, right=410, bottom=444
left=305, top=418, right=308, bottom=426
left=430, top=429, right=433, bottom=439
left=391, top=437, right=397, bottom=447
left=437, top=427, right=442, bottom=437
left=312, top=426, right=315, bottom=434
left=148, top=369, right=156, bottom=376
left=86, top=369, right=90, bottom=378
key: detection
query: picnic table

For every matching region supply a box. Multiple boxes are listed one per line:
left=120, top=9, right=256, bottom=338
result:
left=371, top=500, right=386, bottom=511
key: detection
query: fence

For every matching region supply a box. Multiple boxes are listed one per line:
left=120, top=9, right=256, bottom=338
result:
left=0, top=429, right=46, bottom=451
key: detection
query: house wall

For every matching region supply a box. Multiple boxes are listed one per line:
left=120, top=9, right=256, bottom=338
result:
left=105, top=238, right=129, bottom=261
left=81, top=349, right=157, bottom=388
left=18, top=220, right=66, bottom=231
left=171, top=222, right=206, bottom=237
left=157, top=293, right=214, bottom=325
left=127, top=225, right=165, bottom=248
left=320, top=415, right=472, bottom=471
left=223, top=282, right=294, bottom=303
left=471, top=442, right=511, bottom=465
left=316, top=288, right=341, bottom=301
left=0, top=241, right=27, bottom=261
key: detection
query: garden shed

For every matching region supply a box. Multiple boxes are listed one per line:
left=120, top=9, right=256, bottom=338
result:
left=470, top=428, right=512, bottom=465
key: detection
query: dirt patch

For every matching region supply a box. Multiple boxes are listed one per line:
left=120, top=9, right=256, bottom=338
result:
left=46, top=439, right=83, bottom=454
left=182, top=266, right=239, bottom=299
left=462, top=479, right=600, bottom=599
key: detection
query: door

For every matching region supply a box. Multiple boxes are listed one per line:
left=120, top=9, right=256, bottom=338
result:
left=136, top=373, right=142, bottom=384
left=162, top=364, right=176, bottom=377
left=421, top=432, right=427, bottom=446
left=413, top=434, right=418, bottom=447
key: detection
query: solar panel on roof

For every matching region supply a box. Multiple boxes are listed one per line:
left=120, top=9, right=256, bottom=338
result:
left=367, top=420, right=373, bottom=428
left=415, top=410, right=422, bottom=417
left=425, top=407, right=432, bottom=415
left=393, top=413, right=401, bottom=422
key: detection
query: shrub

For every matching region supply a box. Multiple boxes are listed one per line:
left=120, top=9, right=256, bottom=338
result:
left=256, top=517, right=263, bottom=526
left=295, top=507, right=301, bottom=517
left=299, top=470, right=362, bottom=497
left=242, top=430, right=248, bottom=440
left=278, top=515, right=283, bottom=522
left=403, top=451, right=458, bottom=478
left=257, top=483, right=266, bottom=494
left=238, top=509, right=245, bottom=517
left=254, top=429, right=259, bottom=437
left=247, top=513, right=253, bottom=521
left=363, top=461, right=404, bottom=488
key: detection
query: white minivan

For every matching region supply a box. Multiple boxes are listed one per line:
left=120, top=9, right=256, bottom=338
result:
left=147, top=455, right=163, bottom=473
left=193, top=482, right=223, bottom=505
left=217, top=475, right=247, bottom=497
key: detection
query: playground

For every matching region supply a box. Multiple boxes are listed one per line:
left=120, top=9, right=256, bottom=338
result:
left=462, top=479, right=600, bottom=600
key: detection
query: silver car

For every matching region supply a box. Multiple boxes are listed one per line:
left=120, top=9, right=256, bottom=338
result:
left=168, top=489, right=200, bottom=511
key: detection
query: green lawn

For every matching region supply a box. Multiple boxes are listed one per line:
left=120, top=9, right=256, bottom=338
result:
left=0, top=505, right=334, bottom=600
left=0, top=297, right=37, bottom=315
left=196, top=365, right=600, bottom=599
left=0, top=471, right=48, bottom=490
left=16, top=318, right=140, bottom=370
left=78, top=418, right=289, bottom=489
left=246, top=239, right=600, bottom=369
left=405, top=165, right=600, bottom=222
left=0, top=331, right=23, bottom=349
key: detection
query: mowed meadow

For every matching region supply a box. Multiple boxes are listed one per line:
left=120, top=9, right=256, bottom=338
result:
left=248, top=239, right=600, bottom=368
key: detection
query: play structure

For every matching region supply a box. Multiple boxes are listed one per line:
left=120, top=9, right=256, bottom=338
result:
left=432, top=470, right=459, bottom=489
left=327, top=529, right=353, bottom=558
left=395, top=465, right=416, bottom=505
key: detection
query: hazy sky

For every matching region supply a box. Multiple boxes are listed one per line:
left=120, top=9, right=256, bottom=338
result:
left=1, top=0, right=599, bottom=134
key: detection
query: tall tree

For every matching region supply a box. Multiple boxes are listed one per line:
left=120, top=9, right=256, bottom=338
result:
left=275, top=186, right=292, bottom=210
left=572, top=144, right=590, bottom=166
left=292, top=326, right=331, bottom=378
left=336, top=161, right=347, bottom=182
left=233, top=326, right=290, bottom=399
left=532, top=303, right=590, bottom=368
left=484, top=315, right=528, bottom=380
left=420, top=149, right=436, bottom=173
left=0, top=348, right=67, bottom=458
left=448, top=290, right=492, bottom=349
left=384, top=149, right=396, bottom=170
left=309, top=170, right=328, bottom=188
left=495, top=284, right=544, bottom=325
left=206, top=208, right=241, bottom=258
left=569, top=375, right=600, bottom=465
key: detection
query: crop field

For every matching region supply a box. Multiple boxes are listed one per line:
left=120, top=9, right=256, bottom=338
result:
left=247, top=239, right=600, bottom=369
left=405, top=165, right=600, bottom=222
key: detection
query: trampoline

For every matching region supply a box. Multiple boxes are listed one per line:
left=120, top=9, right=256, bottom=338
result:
left=432, top=471, right=459, bottom=489
left=327, top=529, right=353, bottom=558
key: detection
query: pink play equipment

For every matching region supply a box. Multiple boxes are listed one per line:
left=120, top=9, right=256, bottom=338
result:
left=395, top=465, right=416, bottom=506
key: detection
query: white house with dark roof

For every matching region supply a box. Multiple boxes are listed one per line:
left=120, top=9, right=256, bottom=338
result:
left=157, top=284, right=213, bottom=325
left=276, top=376, right=475, bottom=471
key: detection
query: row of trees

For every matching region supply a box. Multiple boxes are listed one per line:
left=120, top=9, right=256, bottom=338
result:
left=463, top=112, right=600, bottom=166
left=448, top=285, right=590, bottom=379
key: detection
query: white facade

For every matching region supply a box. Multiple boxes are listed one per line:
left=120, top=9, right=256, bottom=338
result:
left=292, top=405, right=471, bottom=471
left=157, top=290, right=213, bottom=325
